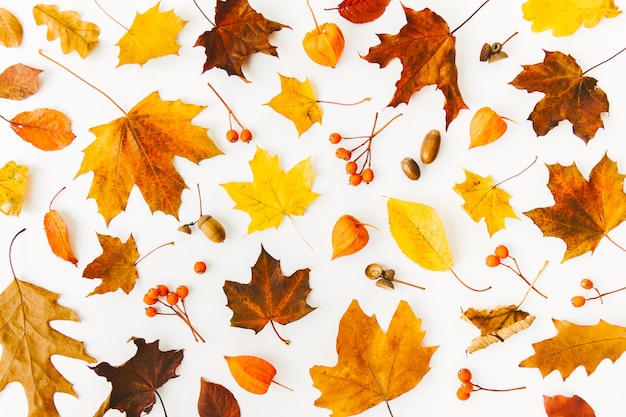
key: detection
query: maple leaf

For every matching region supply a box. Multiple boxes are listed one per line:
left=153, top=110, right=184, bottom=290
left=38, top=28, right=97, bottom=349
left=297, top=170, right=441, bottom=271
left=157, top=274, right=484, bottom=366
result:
left=82, top=233, right=140, bottom=295
left=461, top=305, right=535, bottom=353
left=522, top=0, right=620, bottom=36
left=453, top=169, right=518, bottom=236
left=524, top=153, right=626, bottom=261
left=310, top=300, right=437, bottom=417
left=544, top=394, right=596, bottom=417
left=334, top=0, right=391, bottom=24
left=8, top=108, right=76, bottom=151
left=198, top=379, right=241, bottom=417
left=0, top=8, right=23, bottom=47
left=265, top=73, right=323, bottom=137
left=520, top=319, right=626, bottom=379
left=76, top=91, right=222, bottom=225
left=0, top=278, right=95, bottom=417
left=362, top=6, right=467, bottom=128
left=195, top=0, right=289, bottom=80
left=92, top=338, right=183, bottom=417
left=0, top=160, right=28, bottom=216
left=0, top=63, right=42, bottom=100
left=221, top=146, right=319, bottom=234
left=32, top=5, right=100, bottom=58
left=223, top=245, right=315, bottom=344
left=116, top=2, right=187, bottom=67
left=510, top=50, right=608, bottom=143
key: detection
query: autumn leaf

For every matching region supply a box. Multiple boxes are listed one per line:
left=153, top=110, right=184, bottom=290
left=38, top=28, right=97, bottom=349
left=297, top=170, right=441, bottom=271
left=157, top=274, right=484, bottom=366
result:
left=44, top=210, right=78, bottom=266
left=522, top=0, right=620, bottom=36
left=221, top=146, right=319, bottom=234
left=520, top=319, right=626, bottom=379
left=461, top=305, right=535, bottom=353
left=524, top=153, right=626, bottom=261
left=544, top=394, right=596, bottom=417
left=32, top=5, right=100, bottom=58
left=0, top=160, right=28, bottom=216
left=362, top=6, right=467, bottom=127
left=76, top=91, right=222, bottom=225
left=310, top=300, right=437, bottom=417
left=331, top=214, right=373, bottom=259
left=195, top=0, right=289, bottom=80
left=116, top=2, right=187, bottom=67
left=8, top=108, right=75, bottom=151
left=334, top=0, right=391, bottom=23
left=265, top=74, right=323, bottom=137
left=510, top=50, right=608, bottom=143
left=198, top=379, right=240, bottom=417
left=0, top=8, right=23, bottom=47
left=92, top=338, right=183, bottom=417
left=453, top=169, right=518, bottom=236
left=469, top=107, right=509, bottom=148
left=223, top=245, right=315, bottom=344
left=224, top=355, right=279, bottom=394
left=0, top=63, right=41, bottom=100
left=82, top=233, right=140, bottom=295
left=0, top=278, right=95, bottom=417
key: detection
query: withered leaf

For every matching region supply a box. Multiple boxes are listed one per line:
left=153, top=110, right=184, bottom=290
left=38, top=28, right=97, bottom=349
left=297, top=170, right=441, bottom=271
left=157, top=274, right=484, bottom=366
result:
left=92, top=338, right=183, bottom=417
left=544, top=394, right=596, bottom=417
left=198, top=379, right=240, bottom=417
left=9, top=108, right=76, bottom=151
left=334, top=0, right=391, bottom=23
left=82, top=233, right=140, bottom=295
left=0, top=64, right=42, bottom=100
left=461, top=305, right=535, bottom=353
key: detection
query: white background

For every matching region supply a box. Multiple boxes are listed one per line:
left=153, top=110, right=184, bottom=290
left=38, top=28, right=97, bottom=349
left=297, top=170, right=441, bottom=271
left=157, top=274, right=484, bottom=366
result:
left=2, top=0, right=626, bottom=416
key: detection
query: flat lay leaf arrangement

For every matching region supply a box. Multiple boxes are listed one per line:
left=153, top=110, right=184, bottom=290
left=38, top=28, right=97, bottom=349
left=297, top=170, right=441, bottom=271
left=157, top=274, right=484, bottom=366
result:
left=1, top=0, right=626, bottom=416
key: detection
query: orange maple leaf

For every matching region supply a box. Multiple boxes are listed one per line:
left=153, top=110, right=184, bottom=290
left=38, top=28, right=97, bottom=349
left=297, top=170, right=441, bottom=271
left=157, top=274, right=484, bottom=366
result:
left=510, top=50, right=608, bottom=143
left=362, top=6, right=467, bottom=128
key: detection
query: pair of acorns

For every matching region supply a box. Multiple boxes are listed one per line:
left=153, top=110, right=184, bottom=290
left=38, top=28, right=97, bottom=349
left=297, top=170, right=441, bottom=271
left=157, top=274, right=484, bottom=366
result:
left=364, top=263, right=426, bottom=291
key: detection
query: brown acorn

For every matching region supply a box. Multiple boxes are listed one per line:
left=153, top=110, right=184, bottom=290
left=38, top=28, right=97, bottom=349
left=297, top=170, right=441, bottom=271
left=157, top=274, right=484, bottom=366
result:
left=479, top=32, right=517, bottom=63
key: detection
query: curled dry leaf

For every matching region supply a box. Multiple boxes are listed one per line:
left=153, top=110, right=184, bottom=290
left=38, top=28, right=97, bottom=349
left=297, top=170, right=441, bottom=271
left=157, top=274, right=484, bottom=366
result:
left=331, top=214, right=373, bottom=259
left=0, top=8, right=23, bottom=47
left=334, top=0, right=391, bottom=24
left=544, top=394, right=596, bottom=417
left=9, top=108, right=76, bottom=151
left=0, top=63, right=42, bottom=100
left=224, top=355, right=277, bottom=395
left=44, top=209, right=78, bottom=266
left=522, top=0, right=620, bottom=36
left=469, top=107, right=509, bottom=148
left=198, top=379, right=241, bottom=417
left=0, top=160, right=28, bottom=216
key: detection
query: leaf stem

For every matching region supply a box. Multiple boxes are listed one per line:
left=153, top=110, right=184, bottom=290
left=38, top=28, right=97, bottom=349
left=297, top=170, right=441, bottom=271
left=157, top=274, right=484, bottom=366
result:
left=154, top=390, right=168, bottom=417
left=494, top=156, right=538, bottom=188
left=450, top=268, right=491, bottom=292
left=135, top=242, right=175, bottom=265
left=269, top=320, right=291, bottom=345
left=207, top=82, right=244, bottom=129
left=93, top=0, right=128, bottom=30
left=306, top=0, right=321, bottom=32
left=500, top=31, right=518, bottom=46
left=605, top=234, right=626, bottom=253
left=9, top=228, right=26, bottom=279
left=392, top=278, right=425, bottom=290
left=48, top=187, right=67, bottom=211
left=286, top=215, right=314, bottom=251
left=501, top=257, right=548, bottom=299
left=583, top=47, right=626, bottom=75
left=384, top=399, right=394, bottom=417
left=450, top=0, right=491, bottom=35
left=192, top=0, right=216, bottom=27
left=317, top=97, right=371, bottom=106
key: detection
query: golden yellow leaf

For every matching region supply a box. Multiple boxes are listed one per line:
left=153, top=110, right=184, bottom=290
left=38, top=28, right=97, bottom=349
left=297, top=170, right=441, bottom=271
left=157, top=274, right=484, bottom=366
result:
left=520, top=319, right=626, bottom=379
left=0, top=279, right=95, bottom=417
left=469, top=107, right=509, bottom=148
left=0, top=8, right=23, bottom=47
left=310, top=300, right=437, bottom=417
left=265, top=73, right=322, bottom=137
left=221, top=146, right=319, bottom=233
left=453, top=169, right=518, bottom=236
left=32, top=5, right=100, bottom=58
left=116, top=2, right=187, bottom=67
left=522, top=0, right=621, bottom=36
left=387, top=197, right=452, bottom=271
left=461, top=305, right=535, bottom=353
left=0, top=160, right=28, bottom=216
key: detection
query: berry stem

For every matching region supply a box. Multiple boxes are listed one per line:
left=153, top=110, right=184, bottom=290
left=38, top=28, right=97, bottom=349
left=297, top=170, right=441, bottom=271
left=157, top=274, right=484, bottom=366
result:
left=450, top=0, right=491, bottom=35
left=270, top=320, right=291, bottom=345
left=48, top=187, right=66, bottom=211
left=134, top=242, right=175, bottom=266
left=371, top=113, right=402, bottom=138
left=450, top=268, right=491, bottom=292
left=207, top=82, right=244, bottom=129
left=306, top=0, right=321, bottom=32
left=501, top=257, right=548, bottom=299
left=192, top=0, right=216, bottom=26
left=159, top=300, right=205, bottom=342
left=587, top=285, right=626, bottom=301
left=583, top=46, right=626, bottom=75
left=516, top=260, right=549, bottom=307
left=93, top=0, right=129, bottom=30
left=472, top=383, right=526, bottom=393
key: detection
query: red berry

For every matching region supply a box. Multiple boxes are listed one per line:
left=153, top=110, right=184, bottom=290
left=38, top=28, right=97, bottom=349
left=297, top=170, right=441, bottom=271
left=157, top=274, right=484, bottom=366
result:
left=456, top=387, right=471, bottom=401
left=145, top=307, right=157, bottom=317
left=226, top=129, right=239, bottom=143
left=240, top=129, right=252, bottom=143
left=166, top=292, right=179, bottom=305
left=459, top=381, right=474, bottom=394
left=494, top=244, right=509, bottom=259
left=194, top=261, right=207, bottom=274
left=147, top=287, right=159, bottom=299
left=157, top=284, right=169, bottom=297
left=349, top=173, right=362, bottom=186
left=329, top=132, right=342, bottom=144
left=571, top=295, right=586, bottom=308
left=335, top=147, right=352, bottom=160
left=457, top=368, right=472, bottom=382
left=361, top=168, right=374, bottom=183
left=345, top=161, right=357, bottom=174
left=485, top=254, right=500, bottom=267
left=176, top=285, right=189, bottom=299
left=143, top=294, right=157, bottom=305
left=580, top=278, right=594, bottom=290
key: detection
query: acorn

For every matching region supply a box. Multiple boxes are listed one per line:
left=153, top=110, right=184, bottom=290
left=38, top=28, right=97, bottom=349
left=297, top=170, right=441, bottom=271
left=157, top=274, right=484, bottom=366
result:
left=197, top=214, right=226, bottom=243
left=420, top=130, right=441, bottom=164
left=365, top=263, right=383, bottom=280
left=401, top=157, right=421, bottom=181
left=376, top=278, right=394, bottom=290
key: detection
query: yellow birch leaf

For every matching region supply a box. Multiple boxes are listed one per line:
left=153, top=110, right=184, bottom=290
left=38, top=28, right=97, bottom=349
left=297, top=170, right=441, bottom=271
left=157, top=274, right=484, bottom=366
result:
left=0, top=8, right=23, bottom=47
left=116, top=2, right=187, bottom=67
left=453, top=169, right=518, bottom=236
left=32, top=5, right=100, bottom=58
left=469, top=107, right=508, bottom=148
left=0, top=160, right=28, bottom=216
left=387, top=197, right=452, bottom=271
left=522, top=0, right=621, bottom=36
left=265, top=73, right=323, bottom=137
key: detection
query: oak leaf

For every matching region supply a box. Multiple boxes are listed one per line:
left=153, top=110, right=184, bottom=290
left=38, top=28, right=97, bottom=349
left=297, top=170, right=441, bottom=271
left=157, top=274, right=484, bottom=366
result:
left=0, top=63, right=42, bottom=100
left=0, top=8, right=23, bottom=47
left=469, top=107, right=509, bottom=148
left=92, top=338, right=183, bottom=417
left=221, top=146, right=319, bottom=234
left=265, top=74, right=322, bottom=137
left=453, top=169, right=518, bottom=236
left=461, top=305, right=535, bottom=353
left=195, top=0, right=289, bottom=80
left=331, top=214, right=372, bottom=259
left=32, top=5, right=100, bottom=58
left=334, top=0, right=391, bottom=23
left=223, top=245, right=315, bottom=344
left=520, top=319, right=626, bottom=379
left=522, top=0, right=620, bottom=36
left=76, top=91, right=222, bottom=225
left=116, top=2, right=187, bottom=67
left=9, top=108, right=76, bottom=150
left=82, top=233, right=140, bottom=295
left=0, top=160, right=28, bottom=216
left=363, top=6, right=467, bottom=127
left=544, top=394, right=596, bottom=417
left=524, top=153, right=626, bottom=261
left=224, top=355, right=278, bottom=394
left=510, top=50, right=608, bottom=143
left=198, top=379, right=240, bottom=417
left=0, top=278, right=95, bottom=417
left=310, top=300, right=437, bottom=417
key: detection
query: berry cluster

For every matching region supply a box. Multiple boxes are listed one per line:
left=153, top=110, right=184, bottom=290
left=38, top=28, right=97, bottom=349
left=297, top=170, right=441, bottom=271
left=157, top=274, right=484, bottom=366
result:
left=485, top=244, right=547, bottom=299
left=456, top=368, right=525, bottom=401
left=208, top=81, right=252, bottom=144
left=144, top=284, right=205, bottom=342
left=571, top=278, right=626, bottom=307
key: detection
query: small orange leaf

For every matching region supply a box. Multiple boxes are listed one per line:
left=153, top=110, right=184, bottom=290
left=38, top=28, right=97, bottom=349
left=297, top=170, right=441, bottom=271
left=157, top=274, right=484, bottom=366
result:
left=44, top=209, right=78, bottom=266
left=469, top=107, right=509, bottom=148
left=10, top=108, right=75, bottom=150
left=224, top=355, right=276, bottom=395
left=331, top=214, right=373, bottom=259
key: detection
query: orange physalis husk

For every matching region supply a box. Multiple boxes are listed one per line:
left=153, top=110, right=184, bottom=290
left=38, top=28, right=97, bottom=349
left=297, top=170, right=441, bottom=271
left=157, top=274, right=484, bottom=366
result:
left=224, top=355, right=277, bottom=395
left=331, top=214, right=374, bottom=259
left=44, top=209, right=78, bottom=266
left=469, top=107, right=511, bottom=148
left=303, top=22, right=345, bottom=68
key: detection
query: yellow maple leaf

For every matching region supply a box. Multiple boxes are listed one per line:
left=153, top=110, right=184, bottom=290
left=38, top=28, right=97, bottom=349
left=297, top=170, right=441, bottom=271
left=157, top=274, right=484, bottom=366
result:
left=522, top=0, right=621, bottom=36
left=32, top=5, right=99, bottom=58
left=265, top=73, right=323, bottom=137
left=116, top=2, right=187, bottom=67
left=453, top=169, right=518, bottom=236
left=0, top=160, right=28, bottom=216
left=221, top=146, right=319, bottom=233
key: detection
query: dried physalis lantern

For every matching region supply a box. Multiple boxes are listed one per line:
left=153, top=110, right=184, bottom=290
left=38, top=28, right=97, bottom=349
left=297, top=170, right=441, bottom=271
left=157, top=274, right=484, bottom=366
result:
left=302, top=1, right=344, bottom=67
left=479, top=32, right=518, bottom=63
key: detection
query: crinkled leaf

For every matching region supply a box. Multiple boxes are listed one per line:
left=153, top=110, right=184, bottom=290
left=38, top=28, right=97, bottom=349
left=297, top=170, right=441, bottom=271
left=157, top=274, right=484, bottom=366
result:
left=0, top=8, right=23, bottom=47
left=10, top=108, right=75, bottom=151
left=522, top=0, right=620, bottom=36
left=0, top=64, right=41, bottom=100
left=0, top=160, right=28, bottom=216
left=461, top=305, right=535, bottom=353
left=82, top=233, right=140, bottom=295
left=265, top=74, right=322, bottom=137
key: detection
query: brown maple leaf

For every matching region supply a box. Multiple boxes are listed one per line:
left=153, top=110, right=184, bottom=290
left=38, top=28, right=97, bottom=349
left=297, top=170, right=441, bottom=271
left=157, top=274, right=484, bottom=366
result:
left=92, top=338, right=183, bottom=417
left=362, top=6, right=467, bottom=128
left=223, top=245, right=315, bottom=344
left=461, top=305, right=535, bottom=353
left=544, top=394, right=596, bottom=417
left=82, top=233, right=140, bottom=295
left=510, top=50, right=608, bottom=142
left=524, top=153, right=626, bottom=261
left=195, top=0, right=289, bottom=80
